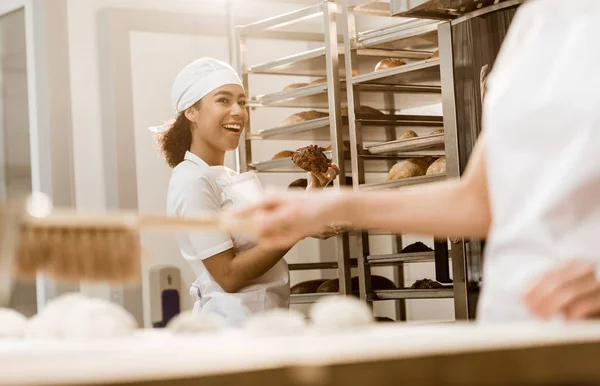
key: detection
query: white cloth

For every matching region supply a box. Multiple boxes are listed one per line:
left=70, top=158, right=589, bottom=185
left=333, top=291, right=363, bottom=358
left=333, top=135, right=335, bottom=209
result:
left=149, top=57, right=243, bottom=133
left=480, top=0, right=600, bottom=322
left=167, top=151, right=289, bottom=327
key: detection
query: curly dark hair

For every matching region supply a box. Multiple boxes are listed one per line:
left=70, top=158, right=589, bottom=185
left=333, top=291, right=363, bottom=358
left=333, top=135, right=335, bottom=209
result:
left=156, top=101, right=200, bottom=168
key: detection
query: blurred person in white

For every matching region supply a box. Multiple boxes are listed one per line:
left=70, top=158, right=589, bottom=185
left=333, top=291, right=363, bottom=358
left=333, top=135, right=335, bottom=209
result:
left=235, top=0, right=600, bottom=322
left=150, top=58, right=338, bottom=327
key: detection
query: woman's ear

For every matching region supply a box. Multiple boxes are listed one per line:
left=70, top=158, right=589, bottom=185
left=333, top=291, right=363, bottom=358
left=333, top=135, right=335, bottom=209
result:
left=184, top=106, right=197, bottom=122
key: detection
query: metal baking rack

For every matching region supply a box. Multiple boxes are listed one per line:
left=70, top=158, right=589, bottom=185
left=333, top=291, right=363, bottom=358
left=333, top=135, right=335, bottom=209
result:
left=341, top=0, right=456, bottom=321
left=233, top=1, right=354, bottom=305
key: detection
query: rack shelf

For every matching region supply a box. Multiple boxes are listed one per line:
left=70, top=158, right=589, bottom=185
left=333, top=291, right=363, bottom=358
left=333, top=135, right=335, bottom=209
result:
left=366, top=133, right=444, bottom=154
left=358, top=19, right=440, bottom=51
left=359, top=174, right=446, bottom=191
left=352, top=58, right=441, bottom=86
left=290, top=293, right=334, bottom=304
left=373, top=288, right=454, bottom=300
left=256, top=115, right=442, bottom=140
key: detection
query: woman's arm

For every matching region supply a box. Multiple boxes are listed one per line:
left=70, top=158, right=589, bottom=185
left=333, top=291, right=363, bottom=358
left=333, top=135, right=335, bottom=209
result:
left=234, top=136, right=491, bottom=246
left=335, top=136, right=491, bottom=238
left=202, top=243, right=292, bottom=293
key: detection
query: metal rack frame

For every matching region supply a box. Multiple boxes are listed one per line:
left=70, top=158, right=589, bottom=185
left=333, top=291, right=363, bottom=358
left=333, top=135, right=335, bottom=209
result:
left=342, top=0, right=456, bottom=321
left=233, top=1, right=353, bottom=301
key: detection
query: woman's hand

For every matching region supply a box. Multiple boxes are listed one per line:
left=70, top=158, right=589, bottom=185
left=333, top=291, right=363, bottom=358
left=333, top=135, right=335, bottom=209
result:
left=523, top=260, right=600, bottom=320
left=233, top=189, right=347, bottom=248
left=307, top=163, right=340, bottom=190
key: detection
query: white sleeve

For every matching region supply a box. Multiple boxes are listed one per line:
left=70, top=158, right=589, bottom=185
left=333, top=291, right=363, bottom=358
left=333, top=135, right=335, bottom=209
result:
left=177, top=176, right=234, bottom=261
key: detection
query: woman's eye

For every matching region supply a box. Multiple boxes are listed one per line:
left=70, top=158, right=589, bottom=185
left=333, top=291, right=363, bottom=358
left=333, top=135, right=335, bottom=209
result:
left=218, top=98, right=228, bottom=104
left=239, top=101, right=247, bottom=107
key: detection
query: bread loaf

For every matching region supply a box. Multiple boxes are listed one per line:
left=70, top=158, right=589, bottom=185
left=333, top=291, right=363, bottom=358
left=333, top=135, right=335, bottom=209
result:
left=401, top=242, right=433, bottom=253
left=288, top=178, right=308, bottom=190
left=341, top=105, right=384, bottom=116
left=290, top=279, right=328, bottom=294
left=375, top=58, right=406, bottom=71
left=386, top=157, right=436, bottom=181
left=292, top=144, right=330, bottom=174
left=283, top=83, right=308, bottom=92
left=410, top=278, right=444, bottom=290
left=310, top=78, right=327, bottom=85
left=282, top=110, right=329, bottom=126
left=325, top=140, right=350, bottom=152
left=316, top=275, right=395, bottom=292
left=426, top=157, right=446, bottom=176
left=429, top=50, right=439, bottom=59
left=271, top=150, right=294, bottom=160
left=429, top=129, right=444, bottom=135
left=398, top=130, right=418, bottom=140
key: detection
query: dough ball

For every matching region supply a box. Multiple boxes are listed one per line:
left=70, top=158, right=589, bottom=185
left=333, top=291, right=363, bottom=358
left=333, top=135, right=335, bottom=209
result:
left=166, top=311, right=221, bottom=334
left=243, top=309, right=306, bottom=336
left=0, top=308, right=28, bottom=339
left=309, top=295, right=373, bottom=331
left=26, top=293, right=137, bottom=340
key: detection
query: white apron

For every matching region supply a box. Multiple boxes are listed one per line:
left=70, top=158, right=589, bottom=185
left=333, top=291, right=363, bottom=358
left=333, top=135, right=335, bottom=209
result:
left=189, top=171, right=289, bottom=327
left=479, top=0, right=600, bottom=322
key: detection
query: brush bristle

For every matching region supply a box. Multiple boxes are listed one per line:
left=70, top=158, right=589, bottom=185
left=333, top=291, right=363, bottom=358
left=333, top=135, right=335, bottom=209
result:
left=15, top=224, right=141, bottom=283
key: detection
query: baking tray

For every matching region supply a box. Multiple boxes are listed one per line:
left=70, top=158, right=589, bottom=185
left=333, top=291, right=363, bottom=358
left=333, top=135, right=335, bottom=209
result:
left=352, top=58, right=441, bottom=86
left=366, top=133, right=444, bottom=154
left=373, top=287, right=454, bottom=300
left=359, top=174, right=446, bottom=191
left=358, top=18, right=440, bottom=51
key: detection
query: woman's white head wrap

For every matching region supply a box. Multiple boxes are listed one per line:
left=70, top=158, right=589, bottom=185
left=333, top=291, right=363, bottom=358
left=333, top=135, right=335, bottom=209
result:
left=148, top=57, right=244, bottom=133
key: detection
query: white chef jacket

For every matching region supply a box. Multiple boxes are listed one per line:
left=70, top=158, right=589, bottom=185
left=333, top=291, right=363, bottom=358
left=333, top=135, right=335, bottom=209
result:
left=479, top=0, right=600, bottom=322
left=167, top=151, right=289, bottom=327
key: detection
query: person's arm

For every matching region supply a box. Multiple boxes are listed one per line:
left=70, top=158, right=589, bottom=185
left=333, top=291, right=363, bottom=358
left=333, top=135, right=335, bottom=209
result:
left=202, top=243, right=292, bottom=293
left=334, top=136, right=491, bottom=239
left=178, top=175, right=293, bottom=293
left=234, top=136, right=491, bottom=247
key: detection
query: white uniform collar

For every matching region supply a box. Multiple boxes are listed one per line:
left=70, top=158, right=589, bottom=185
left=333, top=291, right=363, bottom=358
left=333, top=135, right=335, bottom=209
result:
left=184, top=151, right=236, bottom=176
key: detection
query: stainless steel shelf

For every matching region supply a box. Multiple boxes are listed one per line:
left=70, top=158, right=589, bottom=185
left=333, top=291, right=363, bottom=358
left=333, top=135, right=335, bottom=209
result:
left=391, top=0, right=523, bottom=20
left=352, top=58, right=441, bottom=86
left=255, top=82, right=328, bottom=106
left=358, top=18, right=440, bottom=51
left=290, top=293, right=334, bottom=304
left=374, top=288, right=454, bottom=300
left=362, top=148, right=445, bottom=158
left=248, top=47, right=432, bottom=77
left=366, top=133, right=444, bottom=154
left=368, top=251, right=436, bottom=265
left=289, top=262, right=338, bottom=271
left=256, top=115, right=442, bottom=140
left=359, top=174, right=446, bottom=191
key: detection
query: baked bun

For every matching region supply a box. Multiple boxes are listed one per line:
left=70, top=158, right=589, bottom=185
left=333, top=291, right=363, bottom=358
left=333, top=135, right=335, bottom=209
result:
left=290, top=279, right=329, bottom=294
left=429, top=129, right=444, bottom=135
left=292, top=144, right=330, bottom=174
left=271, top=150, right=294, bottom=160
left=401, top=242, right=433, bottom=253
left=283, top=83, right=308, bottom=92
left=426, top=157, right=446, bottom=176
left=375, top=58, right=406, bottom=71
left=341, top=105, right=384, bottom=116
left=386, top=157, right=436, bottom=181
left=398, top=130, right=418, bottom=140
left=429, top=50, right=439, bottom=59
left=325, top=140, right=350, bottom=152
left=288, top=178, right=308, bottom=190
left=310, top=78, right=327, bottom=85
left=282, top=110, right=329, bottom=126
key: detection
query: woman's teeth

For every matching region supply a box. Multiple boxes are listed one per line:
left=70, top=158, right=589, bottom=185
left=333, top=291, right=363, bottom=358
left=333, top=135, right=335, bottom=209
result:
left=223, top=124, right=241, bottom=133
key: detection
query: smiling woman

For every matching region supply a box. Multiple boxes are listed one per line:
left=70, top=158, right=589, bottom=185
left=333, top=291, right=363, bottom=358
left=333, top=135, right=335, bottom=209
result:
left=149, top=58, right=338, bottom=327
